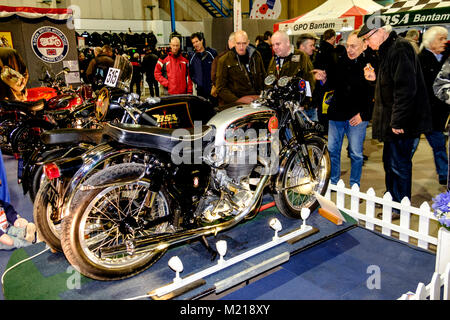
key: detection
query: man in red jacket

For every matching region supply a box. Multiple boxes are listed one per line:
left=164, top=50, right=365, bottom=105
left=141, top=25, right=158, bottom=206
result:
left=154, top=36, right=193, bottom=95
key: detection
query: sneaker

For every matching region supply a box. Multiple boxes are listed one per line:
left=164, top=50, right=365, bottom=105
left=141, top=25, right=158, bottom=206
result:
left=25, top=223, right=36, bottom=243
left=439, top=177, right=447, bottom=186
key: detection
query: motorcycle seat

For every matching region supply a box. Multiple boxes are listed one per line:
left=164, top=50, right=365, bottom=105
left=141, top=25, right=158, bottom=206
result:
left=40, top=128, right=104, bottom=145
left=0, top=99, right=45, bottom=112
left=103, top=122, right=214, bottom=154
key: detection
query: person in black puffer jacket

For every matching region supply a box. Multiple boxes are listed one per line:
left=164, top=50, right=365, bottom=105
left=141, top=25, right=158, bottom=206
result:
left=360, top=19, right=432, bottom=214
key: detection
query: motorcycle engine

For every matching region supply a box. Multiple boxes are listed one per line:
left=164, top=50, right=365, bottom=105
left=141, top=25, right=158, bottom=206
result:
left=199, top=169, right=255, bottom=223
left=199, top=144, right=260, bottom=224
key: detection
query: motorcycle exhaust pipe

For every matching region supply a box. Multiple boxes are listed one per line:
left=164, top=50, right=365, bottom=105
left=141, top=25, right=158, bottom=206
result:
left=100, top=172, right=270, bottom=259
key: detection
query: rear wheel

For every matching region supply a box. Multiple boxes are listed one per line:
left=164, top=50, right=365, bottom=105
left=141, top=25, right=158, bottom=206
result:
left=33, top=179, right=63, bottom=252
left=274, top=137, right=330, bottom=219
left=33, top=149, right=146, bottom=253
left=61, top=163, right=175, bottom=280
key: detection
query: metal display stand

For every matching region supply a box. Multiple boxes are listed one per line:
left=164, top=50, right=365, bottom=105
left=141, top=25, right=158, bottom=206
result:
left=148, top=208, right=319, bottom=300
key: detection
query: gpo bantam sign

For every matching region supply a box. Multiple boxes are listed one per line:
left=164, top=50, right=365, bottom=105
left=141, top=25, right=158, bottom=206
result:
left=281, top=16, right=355, bottom=34
left=31, top=26, right=69, bottom=63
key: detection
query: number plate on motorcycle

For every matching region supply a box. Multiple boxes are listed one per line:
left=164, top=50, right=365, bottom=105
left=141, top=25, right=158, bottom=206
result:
left=104, top=67, right=121, bottom=87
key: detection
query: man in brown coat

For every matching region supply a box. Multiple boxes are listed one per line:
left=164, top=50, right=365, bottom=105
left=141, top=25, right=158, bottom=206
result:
left=215, top=30, right=265, bottom=105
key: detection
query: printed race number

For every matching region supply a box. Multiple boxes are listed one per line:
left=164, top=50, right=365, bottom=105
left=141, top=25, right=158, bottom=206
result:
left=104, top=67, right=121, bottom=87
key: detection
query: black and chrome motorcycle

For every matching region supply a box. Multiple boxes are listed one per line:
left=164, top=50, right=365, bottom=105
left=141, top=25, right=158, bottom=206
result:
left=32, top=93, right=216, bottom=251
left=53, top=75, right=330, bottom=281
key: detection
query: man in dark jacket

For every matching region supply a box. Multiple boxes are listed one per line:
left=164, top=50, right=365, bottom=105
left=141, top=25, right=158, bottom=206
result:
left=266, top=30, right=316, bottom=88
left=86, top=44, right=115, bottom=90
left=313, top=29, right=337, bottom=129
left=416, top=26, right=449, bottom=185
left=189, top=32, right=217, bottom=100
left=141, top=46, right=160, bottom=97
left=361, top=19, right=432, bottom=212
left=130, top=52, right=142, bottom=97
left=327, top=30, right=375, bottom=188
left=256, top=30, right=273, bottom=71
left=215, top=30, right=265, bottom=105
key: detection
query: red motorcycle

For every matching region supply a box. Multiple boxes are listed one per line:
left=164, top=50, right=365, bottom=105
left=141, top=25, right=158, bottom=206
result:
left=0, top=68, right=96, bottom=155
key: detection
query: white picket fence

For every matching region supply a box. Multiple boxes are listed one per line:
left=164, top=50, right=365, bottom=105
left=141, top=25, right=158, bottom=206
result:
left=325, top=180, right=450, bottom=300
left=325, top=180, right=438, bottom=250
left=398, top=263, right=450, bottom=300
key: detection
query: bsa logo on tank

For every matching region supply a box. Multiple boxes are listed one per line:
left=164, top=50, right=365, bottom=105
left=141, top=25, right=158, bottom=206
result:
left=31, top=26, right=69, bottom=63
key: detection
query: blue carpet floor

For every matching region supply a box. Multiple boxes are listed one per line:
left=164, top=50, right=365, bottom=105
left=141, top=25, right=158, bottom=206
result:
left=221, top=226, right=436, bottom=300
left=0, top=154, right=437, bottom=300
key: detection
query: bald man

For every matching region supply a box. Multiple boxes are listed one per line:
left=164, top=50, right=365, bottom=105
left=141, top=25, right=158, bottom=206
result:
left=154, top=36, right=193, bottom=95
left=266, top=30, right=319, bottom=119
left=215, top=30, right=266, bottom=105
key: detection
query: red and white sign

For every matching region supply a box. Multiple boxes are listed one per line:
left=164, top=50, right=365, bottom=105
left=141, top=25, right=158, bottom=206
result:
left=250, top=0, right=281, bottom=19
left=31, top=26, right=69, bottom=63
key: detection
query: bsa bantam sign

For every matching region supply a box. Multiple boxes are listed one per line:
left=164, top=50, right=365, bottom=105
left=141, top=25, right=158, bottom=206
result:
left=31, top=26, right=69, bottom=63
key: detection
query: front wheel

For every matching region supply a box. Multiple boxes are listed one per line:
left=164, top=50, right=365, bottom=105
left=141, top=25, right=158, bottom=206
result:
left=274, top=137, right=330, bottom=219
left=61, top=163, right=175, bottom=281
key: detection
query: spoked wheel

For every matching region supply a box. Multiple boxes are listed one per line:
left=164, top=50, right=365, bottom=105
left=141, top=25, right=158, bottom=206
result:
left=33, top=149, right=146, bottom=254
left=33, top=178, right=63, bottom=252
left=11, top=126, right=47, bottom=155
left=61, top=163, right=176, bottom=280
left=274, top=137, right=330, bottom=219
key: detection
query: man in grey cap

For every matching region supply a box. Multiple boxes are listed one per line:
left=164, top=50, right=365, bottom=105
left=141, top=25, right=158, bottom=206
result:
left=360, top=16, right=432, bottom=216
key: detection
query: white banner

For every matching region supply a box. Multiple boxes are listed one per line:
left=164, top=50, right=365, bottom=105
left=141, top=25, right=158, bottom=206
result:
left=280, top=16, right=355, bottom=35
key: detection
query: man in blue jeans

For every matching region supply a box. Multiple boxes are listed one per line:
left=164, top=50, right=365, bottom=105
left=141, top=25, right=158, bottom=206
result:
left=326, top=30, right=375, bottom=187
left=360, top=18, right=432, bottom=218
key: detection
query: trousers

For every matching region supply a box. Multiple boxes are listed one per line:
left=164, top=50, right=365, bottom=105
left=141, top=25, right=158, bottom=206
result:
left=383, top=137, right=416, bottom=203
left=328, top=120, right=368, bottom=187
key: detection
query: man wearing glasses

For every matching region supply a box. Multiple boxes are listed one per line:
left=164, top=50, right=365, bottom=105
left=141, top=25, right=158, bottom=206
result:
left=359, top=17, right=432, bottom=218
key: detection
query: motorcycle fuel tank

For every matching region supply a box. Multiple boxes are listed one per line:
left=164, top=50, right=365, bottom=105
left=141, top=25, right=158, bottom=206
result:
left=206, top=104, right=277, bottom=147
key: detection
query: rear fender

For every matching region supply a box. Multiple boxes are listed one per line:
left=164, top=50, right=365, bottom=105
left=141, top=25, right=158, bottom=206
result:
left=60, top=143, right=147, bottom=219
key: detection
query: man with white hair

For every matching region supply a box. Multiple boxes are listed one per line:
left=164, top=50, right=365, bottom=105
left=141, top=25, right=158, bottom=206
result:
left=416, top=26, right=449, bottom=185
left=360, top=17, right=432, bottom=216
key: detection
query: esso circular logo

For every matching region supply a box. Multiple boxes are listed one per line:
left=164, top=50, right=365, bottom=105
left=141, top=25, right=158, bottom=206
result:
left=31, top=26, right=69, bottom=63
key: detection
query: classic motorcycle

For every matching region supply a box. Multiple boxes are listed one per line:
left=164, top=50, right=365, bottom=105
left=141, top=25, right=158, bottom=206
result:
left=18, top=55, right=147, bottom=202
left=56, top=75, right=330, bottom=280
left=1, top=68, right=96, bottom=155
left=25, top=67, right=71, bottom=102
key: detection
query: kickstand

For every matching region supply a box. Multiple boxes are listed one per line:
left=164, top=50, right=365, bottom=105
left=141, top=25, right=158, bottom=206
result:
left=200, top=236, right=218, bottom=262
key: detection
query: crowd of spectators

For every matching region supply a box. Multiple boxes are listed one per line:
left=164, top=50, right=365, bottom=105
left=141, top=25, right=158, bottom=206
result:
left=74, top=24, right=450, bottom=218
